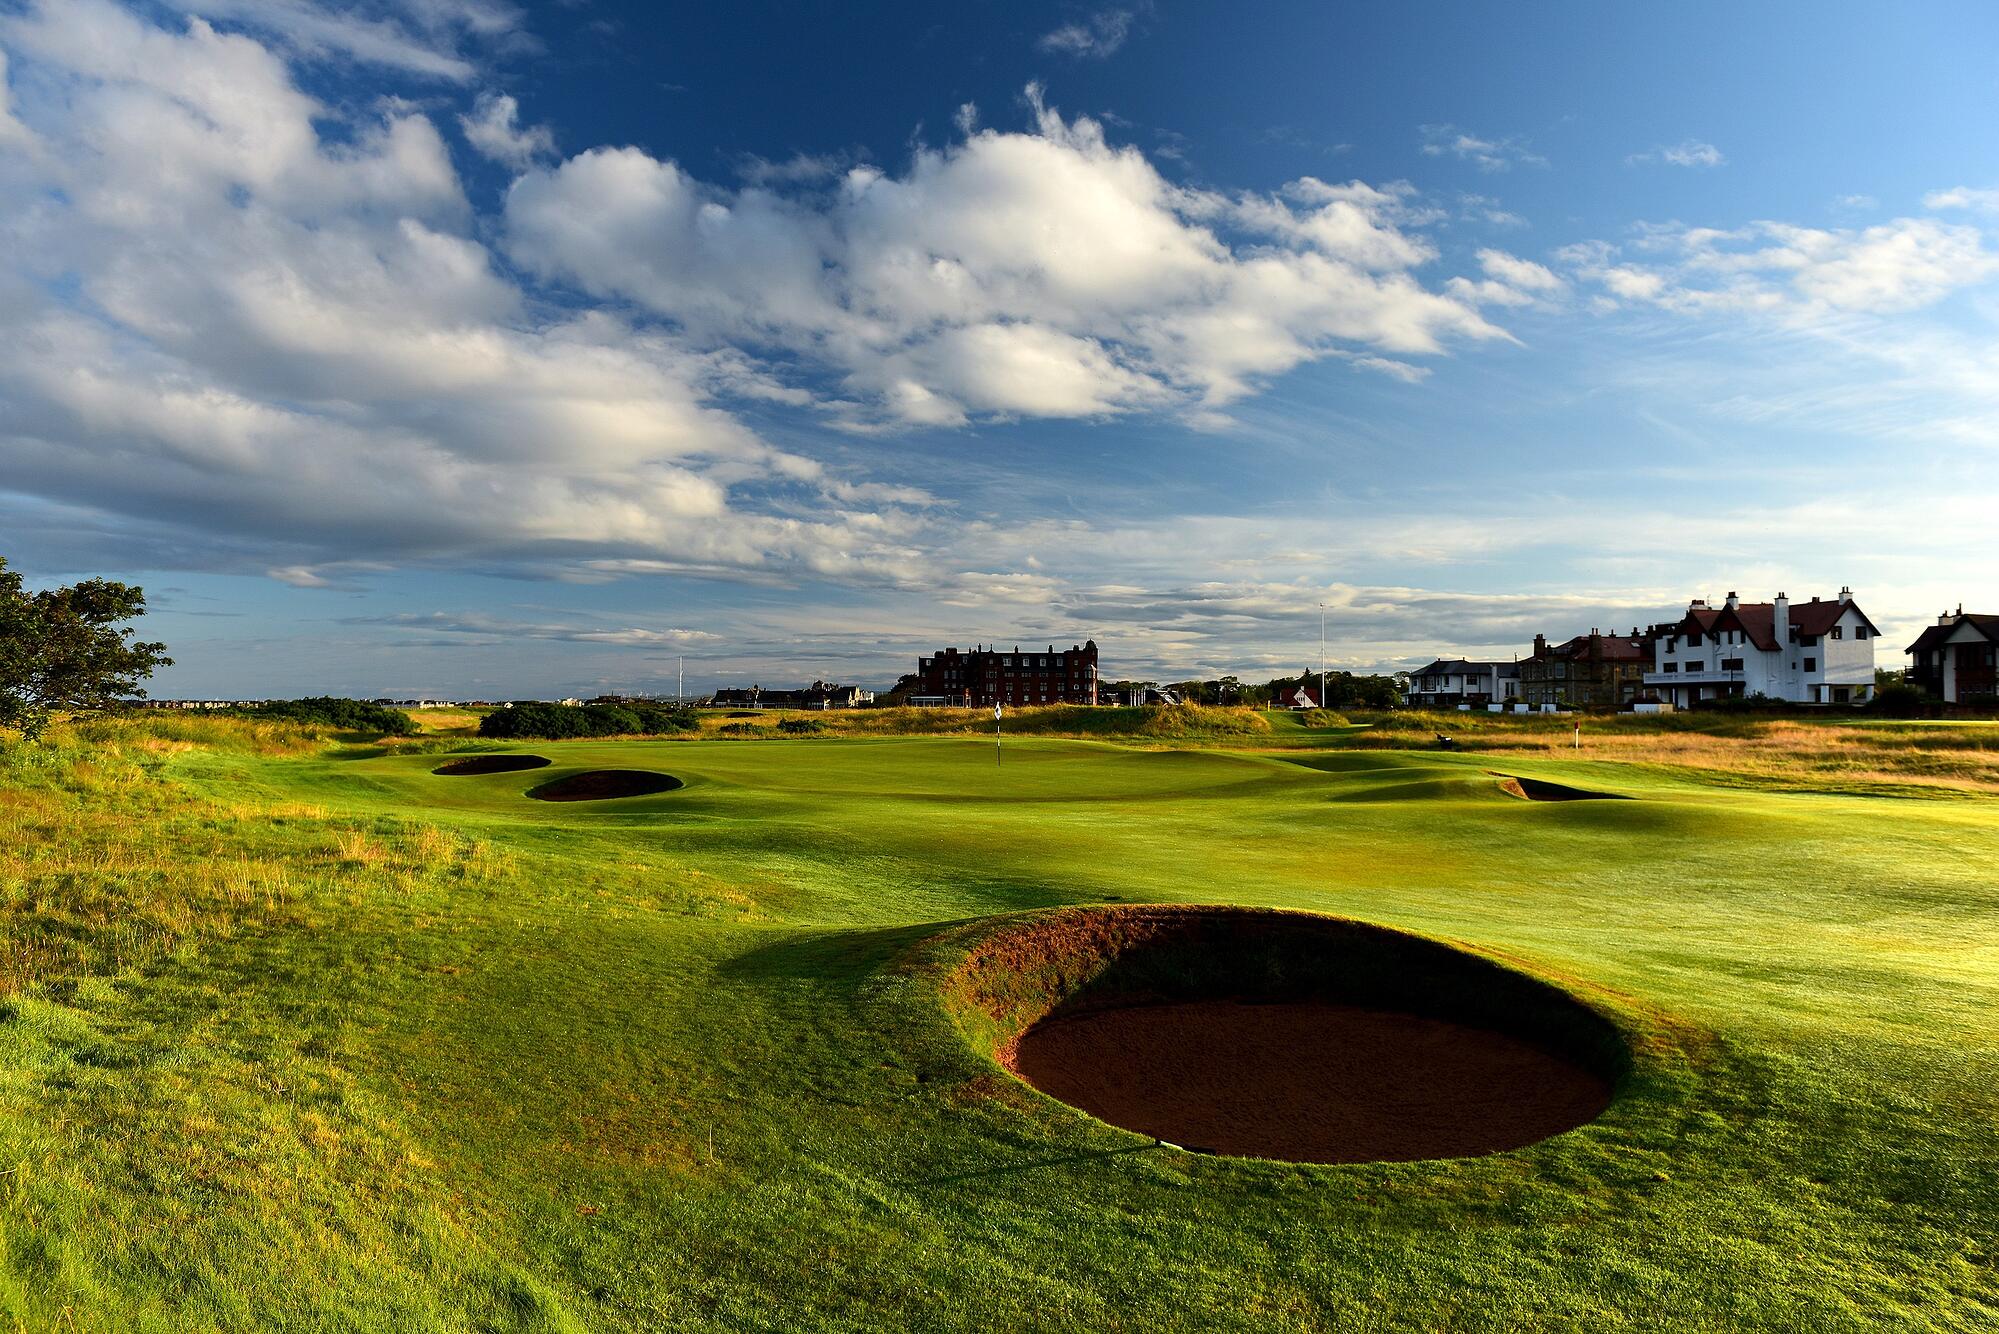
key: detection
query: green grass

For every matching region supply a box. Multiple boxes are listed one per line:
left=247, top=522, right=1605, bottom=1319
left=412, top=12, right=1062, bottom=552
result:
left=0, top=715, right=1995, bottom=1329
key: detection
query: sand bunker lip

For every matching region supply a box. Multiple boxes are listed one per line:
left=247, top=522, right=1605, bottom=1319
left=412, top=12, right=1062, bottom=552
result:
left=946, top=905, right=1625, bottom=1164
left=431, top=754, right=552, bottom=776
left=525, top=769, right=684, bottom=802
left=1497, top=774, right=1630, bottom=802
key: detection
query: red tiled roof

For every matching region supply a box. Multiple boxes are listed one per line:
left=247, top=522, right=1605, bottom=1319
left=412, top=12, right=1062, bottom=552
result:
left=1671, top=597, right=1878, bottom=650
left=1546, top=634, right=1648, bottom=661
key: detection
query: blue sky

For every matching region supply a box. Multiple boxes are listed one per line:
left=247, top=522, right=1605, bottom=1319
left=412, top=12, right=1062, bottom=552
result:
left=3, top=0, right=1996, bottom=697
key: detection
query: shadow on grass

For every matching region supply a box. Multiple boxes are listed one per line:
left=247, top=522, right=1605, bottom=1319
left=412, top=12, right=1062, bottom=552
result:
left=716, top=921, right=966, bottom=984
left=904, top=1142, right=1160, bottom=1187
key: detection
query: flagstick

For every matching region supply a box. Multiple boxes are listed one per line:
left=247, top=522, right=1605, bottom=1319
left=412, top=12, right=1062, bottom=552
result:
left=995, top=701, right=1003, bottom=766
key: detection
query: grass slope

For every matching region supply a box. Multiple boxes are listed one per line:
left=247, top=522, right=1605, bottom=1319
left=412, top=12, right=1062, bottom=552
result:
left=0, top=715, right=1994, bottom=1329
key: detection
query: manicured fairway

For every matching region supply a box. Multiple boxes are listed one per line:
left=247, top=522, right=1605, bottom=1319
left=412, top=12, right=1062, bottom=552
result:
left=2, top=721, right=1996, bottom=1329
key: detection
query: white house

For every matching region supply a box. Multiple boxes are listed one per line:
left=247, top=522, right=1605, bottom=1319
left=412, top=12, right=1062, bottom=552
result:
left=1405, top=659, right=1521, bottom=709
left=1643, top=588, right=1878, bottom=706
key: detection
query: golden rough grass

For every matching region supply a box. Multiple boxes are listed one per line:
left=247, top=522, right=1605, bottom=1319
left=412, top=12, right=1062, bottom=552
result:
left=1366, top=713, right=1999, bottom=793
left=0, top=724, right=507, bottom=996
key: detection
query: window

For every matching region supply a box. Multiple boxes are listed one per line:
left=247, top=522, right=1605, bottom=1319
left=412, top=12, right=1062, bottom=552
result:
left=1662, top=662, right=1678, bottom=674
left=1830, top=627, right=1843, bottom=640
left=1722, top=657, right=1744, bottom=671
left=1804, top=657, right=1816, bottom=672
left=1686, top=661, right=1704, bottom=673
left=1855, top=627, right=1869, bottom=640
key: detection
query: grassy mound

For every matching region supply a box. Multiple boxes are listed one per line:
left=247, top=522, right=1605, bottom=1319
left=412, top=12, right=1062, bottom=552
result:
left=4, top=716, right=1996, bottom=1329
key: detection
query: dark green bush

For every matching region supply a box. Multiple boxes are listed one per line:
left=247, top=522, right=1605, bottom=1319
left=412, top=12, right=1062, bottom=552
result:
left=477, top=701, right=698, bottom=740
left=248, top=697, right=417, bottom=735
left=1869, top=682, right=1937, bottom=718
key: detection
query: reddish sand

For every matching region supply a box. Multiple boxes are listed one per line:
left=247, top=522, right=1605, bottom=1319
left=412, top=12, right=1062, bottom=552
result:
left=1007, top=1000, right=1611, bottom=1163
left=433, top=754, right=551, bottom=776
left=526, top=769, right=684, bottom=802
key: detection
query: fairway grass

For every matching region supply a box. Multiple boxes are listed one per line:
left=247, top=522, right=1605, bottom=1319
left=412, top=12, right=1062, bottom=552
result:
left=0, top=717, right=1995, bottom=1328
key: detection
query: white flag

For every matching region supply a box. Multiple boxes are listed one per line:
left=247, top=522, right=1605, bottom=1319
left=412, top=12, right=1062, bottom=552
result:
left=994, top=703, right=1003, bottom=720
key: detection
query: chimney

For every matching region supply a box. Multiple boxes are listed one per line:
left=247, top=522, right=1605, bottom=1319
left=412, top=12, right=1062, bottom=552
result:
left=1773, top=591, right=1789, bottom=643
left=1533, top=633, right=1546, bottom=656
left=1839, top=585, right=1852, bottom=602
left=1724, top=591, right=1740, bottom=610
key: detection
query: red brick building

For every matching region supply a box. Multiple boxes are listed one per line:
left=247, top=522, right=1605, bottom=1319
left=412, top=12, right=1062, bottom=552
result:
left=911, top=641, right=1099, bottom=707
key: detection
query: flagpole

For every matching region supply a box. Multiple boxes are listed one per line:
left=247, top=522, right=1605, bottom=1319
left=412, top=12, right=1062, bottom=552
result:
left=995, top=700, right=1003, bottom=766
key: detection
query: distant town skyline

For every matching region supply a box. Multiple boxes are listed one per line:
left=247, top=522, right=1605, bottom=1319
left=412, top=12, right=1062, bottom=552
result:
left=3, top=2, right=1996, bottom=698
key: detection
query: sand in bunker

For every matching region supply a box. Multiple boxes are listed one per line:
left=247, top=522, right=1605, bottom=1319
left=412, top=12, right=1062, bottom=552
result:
left=527, top=770, right=683, bottom=801
left=1009, top=1001, right=1611, bottom=1163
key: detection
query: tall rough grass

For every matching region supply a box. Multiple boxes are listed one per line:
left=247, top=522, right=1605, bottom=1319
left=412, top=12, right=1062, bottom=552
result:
left=692, top=702, right=1273, bottom=740
left=0, top=720, right=505, bottom=997
left=1355, top=709, right=1999, bottom=793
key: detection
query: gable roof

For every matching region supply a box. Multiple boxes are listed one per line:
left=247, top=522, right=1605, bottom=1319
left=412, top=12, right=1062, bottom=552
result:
left=1907, top=613, right=1999, bottom=654
left=1412, top=658, right=1519, bottom=677
left=1667, top=596, right=1879, bottom=651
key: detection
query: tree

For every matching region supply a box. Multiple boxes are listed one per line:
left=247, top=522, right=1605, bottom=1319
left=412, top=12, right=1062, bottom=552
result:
left=0, top=556, right=172, bottom=739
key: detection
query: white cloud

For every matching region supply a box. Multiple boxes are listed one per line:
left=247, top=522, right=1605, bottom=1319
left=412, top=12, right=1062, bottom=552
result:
left=351, top=612, right=723, bottom=645
left=1925, top=185, right=1999, bottom=214
left=0, top=0, right=934, bottom=587
left=1628, top=140, right=1724, bottom=168
left=505, top=94, right=1504, bottom=424
left=152, top=0, right=520, bottom=81
left=1478, top=248, right=1564, bottom=292
left=459, top=92, right=553, bottom=168
left=1419, top=124, right=1547, bottom=172
left=1565, top=216, right=1999, bottom=316
left=1038, top=8, right=1138, bottom=59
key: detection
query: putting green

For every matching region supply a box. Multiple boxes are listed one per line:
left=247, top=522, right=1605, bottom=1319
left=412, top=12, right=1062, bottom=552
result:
left=3, top=722, right=1996, bottom=1330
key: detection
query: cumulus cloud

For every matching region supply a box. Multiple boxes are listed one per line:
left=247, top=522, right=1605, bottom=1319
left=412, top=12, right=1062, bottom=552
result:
left=1628, top=140, right=1724, bottom=168
left=1419, top=124, right=1547, bottom=172
left=0, top=0, right=932, bottom=588
left=505, top=93, right=1504, bottom=425
left=459, top=91, right=553, bottom=167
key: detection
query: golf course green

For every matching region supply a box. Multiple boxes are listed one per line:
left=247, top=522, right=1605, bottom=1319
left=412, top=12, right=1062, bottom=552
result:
left=1, top=713, right=1995, bottom=1329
